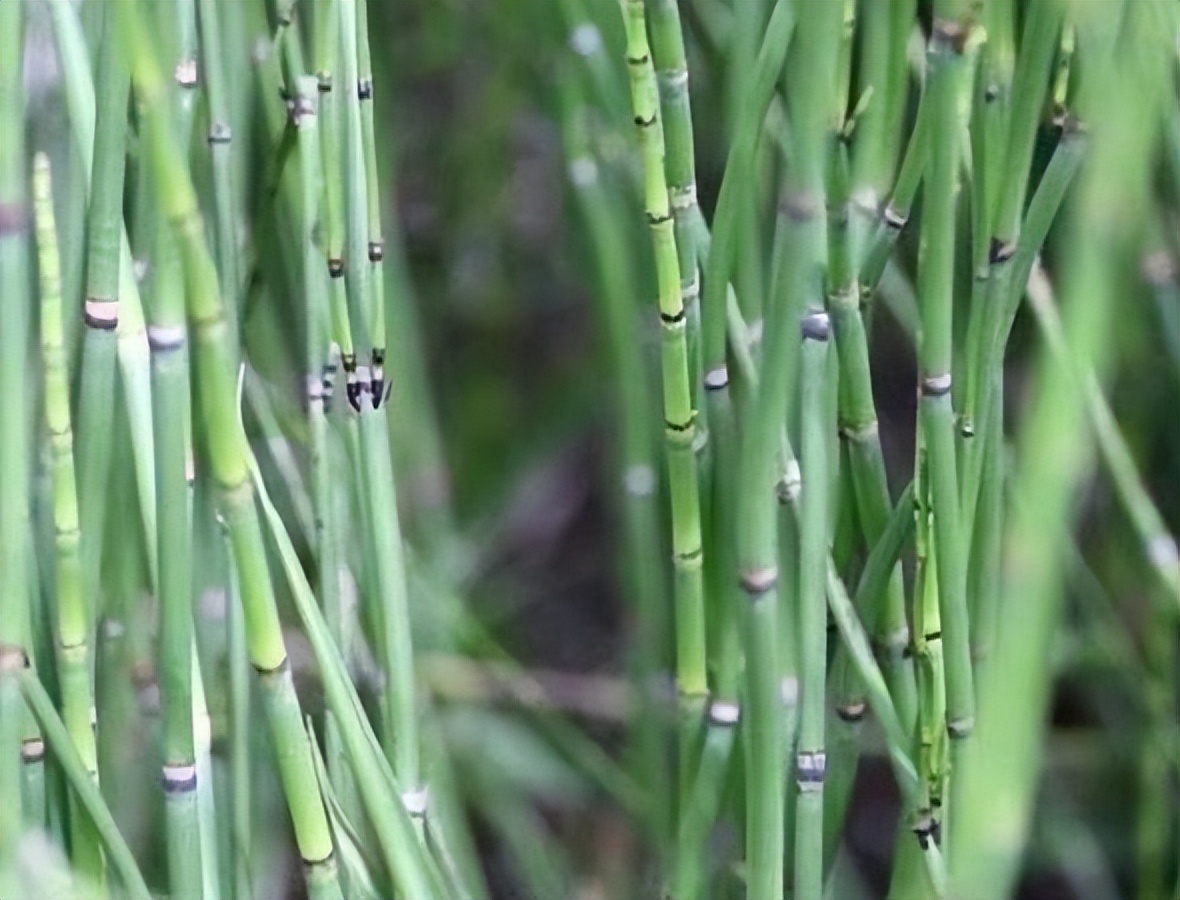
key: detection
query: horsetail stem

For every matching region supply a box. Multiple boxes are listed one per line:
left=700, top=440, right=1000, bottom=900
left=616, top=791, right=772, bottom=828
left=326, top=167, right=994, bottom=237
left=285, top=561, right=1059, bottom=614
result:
left=338, top=0, right=422, bottom=799
left=0, top=1, right=31, bottom=875
left=316, top=0, right=357, bottom=374
left=617, top=0, right=708, bottom=715
left=145, top=140, right=204, bottom=900
left=647, top=0, right=704, bottom=401
left=198, top=0, right=243, bottom=353
left=77, top=5, right=130, bottom=590
left=794, top=310, right=833, bottom=900
left=917, top=7, right=976, bottom=748
left=733, top=5, right=840, bottom=897
left=34, top=153, right=106, bottom=889
left=355, top=0, right=388, bottom=399
left=951, top=7, right=1164, bottom=892
left=116, top=6, right=342, bottom=895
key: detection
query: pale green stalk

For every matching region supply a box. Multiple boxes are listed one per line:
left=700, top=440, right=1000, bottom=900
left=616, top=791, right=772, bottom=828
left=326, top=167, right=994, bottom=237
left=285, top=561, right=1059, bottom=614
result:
left=340, top=0, right=421, bottom=799
left=0, top=3, right=31, bottom=883
left=617, top=0, right=708, bottom=777
left=794, top=311, right=832, bottom=900
left=46, top=1, right=158, bottom=591
left=735, top=6, right=840, bottom=898
left=20, top=671, right=151, bottom=900
left=78, top=4, right=130, bottom=591
left=117, top=5, right=343, bottom=896
left=146, top=151, right=204, bottom=900
left=916, top=6, right=975, bottom=753
left=34, top=153, right=106, bottom=889
left=198, top=0, right=242, bottom=354
left=950, top=5, right=1166, bottom=894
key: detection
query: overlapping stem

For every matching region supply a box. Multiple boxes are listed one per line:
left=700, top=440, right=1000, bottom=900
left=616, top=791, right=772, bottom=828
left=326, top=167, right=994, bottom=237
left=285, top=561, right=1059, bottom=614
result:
left=647, top=0, right=704, bottom=396
left=794, top=311, right=832, bottom=900
left=617, top=0, right=708, bottom=744
left=34, top=153, right=106, bottom=888
left=951, top=4, right=1167, bottom=893
left=197, top=0, right=242, bottom=353
left=916, top=7, right=975, bottom=749
left=0, top=2, right=32, bottom=878
left=116, top=5, right=342, bottom=896
left=734, top=5, right=840, bottom=898
left=339, top=0, right=421, bottom=799
left=146, top=155, right=204, bottom=900
left=77, top=4, right=130, bottom=590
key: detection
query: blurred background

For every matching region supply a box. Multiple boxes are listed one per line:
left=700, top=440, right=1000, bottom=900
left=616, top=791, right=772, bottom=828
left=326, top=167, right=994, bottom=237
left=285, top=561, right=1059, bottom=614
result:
left=17, top=1, right=1180, bottom=898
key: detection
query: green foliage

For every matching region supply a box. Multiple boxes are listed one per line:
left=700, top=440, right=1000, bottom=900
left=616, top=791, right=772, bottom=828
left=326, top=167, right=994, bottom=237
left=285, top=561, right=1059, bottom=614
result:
left=1, top=1, right=1177, bottom=899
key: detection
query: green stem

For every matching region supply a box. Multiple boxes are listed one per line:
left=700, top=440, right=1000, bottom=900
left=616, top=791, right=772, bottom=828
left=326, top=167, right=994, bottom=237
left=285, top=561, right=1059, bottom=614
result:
left=618, top=0, right=708, bottom=732
left=34, top=153, right=106, bottom=889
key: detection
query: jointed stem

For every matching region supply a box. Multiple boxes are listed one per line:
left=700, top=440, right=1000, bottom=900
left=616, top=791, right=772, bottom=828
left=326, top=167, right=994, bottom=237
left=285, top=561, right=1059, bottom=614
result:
left=617, top=0, right=708, bottom=732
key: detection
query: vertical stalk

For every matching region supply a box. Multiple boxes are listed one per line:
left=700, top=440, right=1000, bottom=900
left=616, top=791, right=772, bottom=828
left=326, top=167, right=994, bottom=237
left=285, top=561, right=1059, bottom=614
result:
left=951, top=5, right=1165, bottom=893
left=35, top=154, right=106, bottom=888
left=116, top=6, right=343, bottom=897
left=617, top=0, right=709, bottom=781
left=0, top=3, right=30, bottom=882
left=197, top=0, right=242, bottom=355
left=793, top=311, right=832, bottom=900
left=341, top=0, right=422, bottom=802
left=916, top=7, right=975, bottom=759
left=147, top=158, right=204, bottom=900
left=735, top=6, right=840, bottom=898
left=647, top=0, right=704, bottom=401
left=77, top=4, right=131, bottom=590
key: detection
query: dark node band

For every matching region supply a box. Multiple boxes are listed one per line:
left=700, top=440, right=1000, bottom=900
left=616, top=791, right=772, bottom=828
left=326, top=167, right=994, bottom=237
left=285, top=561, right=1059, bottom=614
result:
left=739, top=567, right=778, bottom=597
left=368, top=240, right=385, bottom=262
left=960, top=419, right=976, bottom=438
left=920, top=373, right=952, bottom=397
left=317, top=74, right=332, bottom=92
left=796, top=751, right=826, bottom=786
left=660, top=308, right=686, bottom=325
left=346, top=379, right=368, bottom=412
left=924, top=630, right=942, bottom=642
left=161, top=765, right=198, bottom=794
left=251, top=655, right=290, bottom=677
left=626, top=54, right=649, bottom=66
left=357, top=79, right=373, bottom=100
left=704, top=366, right=729, bottom=392
left=84, top=306, right=119, bottom=331
left=674, top=546, right=703, bottom=563
left=988, top=237, right=1016, bottom=264
left=328, top=258, right=345, bottom=278
left=947, top=717, right=974, bottom=739
left=664, top=414, right=694, bottom=432
left=883, top=205, right=907, bottom=230
left=836, top=702, right=866, bottom=723
left=801, top=311, right=831, bottom=342
left=984, top=84, right=1000, bottom=103
left=148, top=325, right=187, bottom=352
left=21, top=738, right=45, bottom=764
left=633, top=113, right=657, bottom=128
left=646, top=211, right=672, bottom=225
left=208, top=123, right=232, bottom=145
left=302, top=850, right=336, bottom=869
left=341, top=353, right=357, bottom=372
